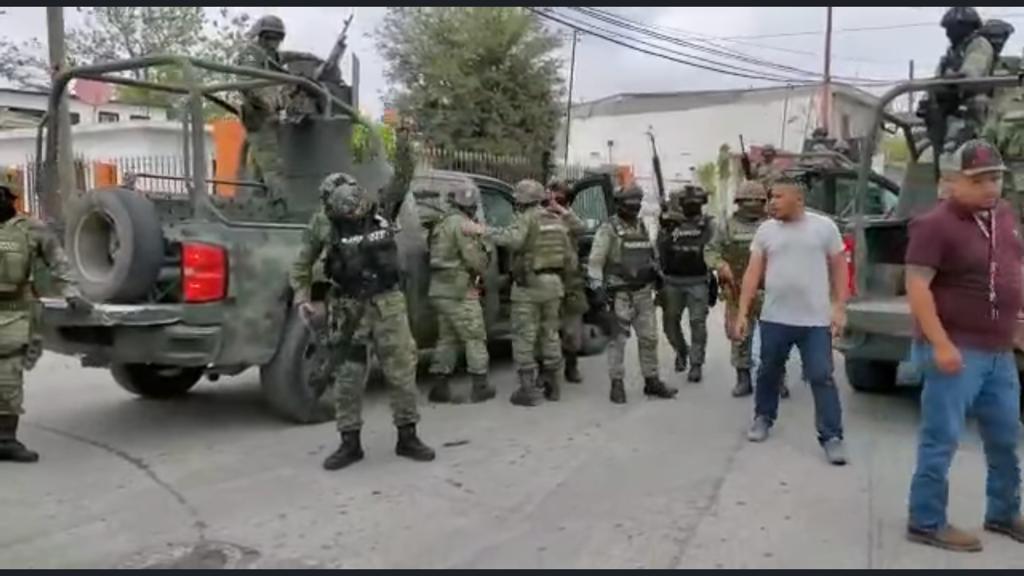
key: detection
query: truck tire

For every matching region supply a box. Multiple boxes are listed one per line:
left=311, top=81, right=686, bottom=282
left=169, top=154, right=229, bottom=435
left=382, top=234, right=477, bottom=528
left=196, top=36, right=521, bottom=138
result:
left=260, top=307, right=334, bottom=424
left=111, top=363, right=203, bottom=399
left=844, top=359, right=898, bottom=394
left=66, top=188, right=164, bottom=303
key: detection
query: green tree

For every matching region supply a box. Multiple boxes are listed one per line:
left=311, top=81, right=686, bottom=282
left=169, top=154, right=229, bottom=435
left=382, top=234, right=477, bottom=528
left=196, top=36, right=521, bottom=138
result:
left=881, top=133, right=910, bottom=165
left=695, top=161, right=718, bottom=198
left=0, top=7, right=252, bottom=110
left=375, top=7, right=564, bottom=158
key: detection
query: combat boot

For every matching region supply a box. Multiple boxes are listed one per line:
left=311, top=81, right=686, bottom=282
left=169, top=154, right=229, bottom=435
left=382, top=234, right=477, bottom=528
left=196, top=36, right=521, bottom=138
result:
left=609, top=378, right=627, bottom=404
left=323, top=430, right=364, bottom=471
left=0, top=415, right=38, bottom=463
left=542, top=366, right=563, bottom=402
left=564, top=353, right=582, bottom=384
left=674, top=353, right=688, bottom=373
left=395, top=424, right=436, bottom=462
left=643, top=376, right=678, bottom=399
left=731, top=369, right=753, bottom=397
left=469, top=373, right=496, bottom=403
left=428, top=375, right=452, bottom=403
left=510, top=370, right=543, bottom=407
left=687, top=364, right=703, bottom=383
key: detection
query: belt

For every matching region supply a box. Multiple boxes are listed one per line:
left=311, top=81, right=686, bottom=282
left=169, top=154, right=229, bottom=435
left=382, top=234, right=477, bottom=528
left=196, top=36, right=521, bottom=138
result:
left=0, top=346, right=25, bottom=360
left=534, top=268, right=563, bottom=275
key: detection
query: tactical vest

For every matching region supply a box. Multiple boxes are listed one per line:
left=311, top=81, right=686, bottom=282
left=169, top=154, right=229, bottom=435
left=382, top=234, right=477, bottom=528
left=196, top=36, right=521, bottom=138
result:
left=513, top=209, right=568, bottom=282
left=940, top=33, right=979, bottom=76
left=721, top=216, right=760, bottom=278
left=659, top=216, right=710, bottom=277
left=324, top=216, right=401, bottom=298
left=607, top=218, right=657, bottom=287
left=428, top=213, right=460, bottom=271
left=0, top=218, right=30, bottom=296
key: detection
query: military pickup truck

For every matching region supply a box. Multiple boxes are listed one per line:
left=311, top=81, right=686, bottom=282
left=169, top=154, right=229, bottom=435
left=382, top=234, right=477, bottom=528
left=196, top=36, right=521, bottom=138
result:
left=839, top=75, right=1024, bottom=398
left=34, top=54, right=615, bottom=424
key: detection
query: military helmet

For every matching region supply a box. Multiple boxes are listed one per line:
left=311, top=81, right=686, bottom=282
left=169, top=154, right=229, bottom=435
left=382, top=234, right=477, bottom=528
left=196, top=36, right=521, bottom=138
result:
left=252, top=14, right=286, bottom=38
left=514, top=179, right=546, bottom=205
left=451, top=183, right=480, bottom=209
left=735, top=181, right=767, bottom=202
left=614, top=183, right=644, bottom=201
left=980, top=19, right=1015, bottom=50
left=674, top=184, right=708, bottom=204
left=762, top=144, right=777, bottom=155
left=320, top=172, right=372, bottom=220
left=941, top=6, right=981, bottom=30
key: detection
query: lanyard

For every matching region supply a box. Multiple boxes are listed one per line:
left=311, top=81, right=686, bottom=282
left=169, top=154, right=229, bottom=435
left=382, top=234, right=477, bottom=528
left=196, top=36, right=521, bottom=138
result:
left=974, top=210, right=999, bottom=321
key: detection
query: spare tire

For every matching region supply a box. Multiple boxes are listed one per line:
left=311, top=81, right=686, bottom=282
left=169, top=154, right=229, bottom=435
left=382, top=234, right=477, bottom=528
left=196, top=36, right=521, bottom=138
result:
left=66, top=188, right=164, bottom=302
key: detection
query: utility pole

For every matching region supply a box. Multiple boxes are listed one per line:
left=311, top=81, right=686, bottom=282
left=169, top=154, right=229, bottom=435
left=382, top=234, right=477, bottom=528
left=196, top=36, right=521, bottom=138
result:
left=907, top=59, right=915, bottom=114
left=821, top=6, right=833, bottom=135
left=563, top=30, right=578, bottom=169
left=46, top=6, right=74, bottom=232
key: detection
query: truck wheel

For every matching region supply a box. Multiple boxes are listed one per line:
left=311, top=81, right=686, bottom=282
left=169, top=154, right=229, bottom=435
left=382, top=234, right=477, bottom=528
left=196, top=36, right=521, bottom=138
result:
left=260, top=307, right=334, bottom=424
left=111, top=363, right=203, bottom=399
left=66, top=188, right=164, bottom=303
left=844, top=359, right=898, bottom=394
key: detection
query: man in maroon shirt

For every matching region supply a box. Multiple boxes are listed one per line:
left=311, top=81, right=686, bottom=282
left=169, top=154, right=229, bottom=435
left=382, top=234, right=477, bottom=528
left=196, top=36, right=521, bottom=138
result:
left=905, top=139, right=1024, bottom=552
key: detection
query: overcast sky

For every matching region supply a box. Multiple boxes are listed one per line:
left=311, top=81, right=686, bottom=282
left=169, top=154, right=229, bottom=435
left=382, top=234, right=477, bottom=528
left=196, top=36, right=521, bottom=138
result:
left=3, top=6, right=1023, bottom=120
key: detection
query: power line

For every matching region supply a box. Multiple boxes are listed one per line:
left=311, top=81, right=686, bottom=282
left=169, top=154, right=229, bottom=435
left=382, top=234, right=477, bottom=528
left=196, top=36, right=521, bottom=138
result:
left=531, top=8, right=810, bottom=83
left=563, top=7, right=899, bottom=85
left=717, top=12, right=1024, bottom=40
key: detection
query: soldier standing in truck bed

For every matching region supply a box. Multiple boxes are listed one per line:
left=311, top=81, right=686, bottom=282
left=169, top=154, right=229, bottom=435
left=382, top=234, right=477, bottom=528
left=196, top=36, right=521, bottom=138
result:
left=237, top=15, right=288, bottom=201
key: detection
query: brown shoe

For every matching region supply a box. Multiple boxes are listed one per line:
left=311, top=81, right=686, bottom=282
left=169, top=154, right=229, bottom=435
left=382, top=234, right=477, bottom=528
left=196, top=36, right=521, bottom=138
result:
left=906, top=524, right=983, bottom=552
left=984, top=516, right=1024, bottom=543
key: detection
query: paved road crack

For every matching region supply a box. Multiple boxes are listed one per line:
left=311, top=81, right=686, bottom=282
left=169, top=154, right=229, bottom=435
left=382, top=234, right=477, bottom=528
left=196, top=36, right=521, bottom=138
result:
left=29, top=422, right=208, bottom=541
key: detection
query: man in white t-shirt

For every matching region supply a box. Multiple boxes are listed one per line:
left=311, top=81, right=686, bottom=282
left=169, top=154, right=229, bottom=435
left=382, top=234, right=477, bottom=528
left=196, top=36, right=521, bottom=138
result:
left=735, top=176, right=850, bottom=465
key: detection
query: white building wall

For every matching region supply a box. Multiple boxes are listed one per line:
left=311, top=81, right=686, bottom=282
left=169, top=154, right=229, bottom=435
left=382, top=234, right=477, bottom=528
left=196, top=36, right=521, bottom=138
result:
left=0, top=90, right=170, bottom=126
left=0, top=121, right=212, bottom=166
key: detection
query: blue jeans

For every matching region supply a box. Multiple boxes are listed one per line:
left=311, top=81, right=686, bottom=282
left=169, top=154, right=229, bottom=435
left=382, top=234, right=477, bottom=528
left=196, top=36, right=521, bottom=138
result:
left=755, top=321, right=843, bottom=443
left=907, top=341, right=1022, bottom=532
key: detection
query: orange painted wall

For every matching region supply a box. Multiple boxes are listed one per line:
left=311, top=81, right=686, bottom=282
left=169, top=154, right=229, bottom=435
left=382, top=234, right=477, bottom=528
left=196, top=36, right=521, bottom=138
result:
left=212, top=118, right=245, bottom=197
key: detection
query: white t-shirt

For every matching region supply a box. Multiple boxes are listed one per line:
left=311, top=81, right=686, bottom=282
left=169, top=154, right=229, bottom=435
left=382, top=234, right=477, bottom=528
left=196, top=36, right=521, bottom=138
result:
left=752, top=211, right=843, bottom=327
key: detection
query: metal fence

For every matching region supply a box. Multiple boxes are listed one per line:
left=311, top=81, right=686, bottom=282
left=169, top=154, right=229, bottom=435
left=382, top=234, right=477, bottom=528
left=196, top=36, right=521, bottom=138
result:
left=417, top=146, right=588, bottom=185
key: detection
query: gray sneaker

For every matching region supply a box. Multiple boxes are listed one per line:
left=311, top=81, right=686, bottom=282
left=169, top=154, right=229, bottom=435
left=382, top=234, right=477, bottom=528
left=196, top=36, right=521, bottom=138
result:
left=822, top=438, right=848, bottom=466
left=746, top=416, right=771, bottom=442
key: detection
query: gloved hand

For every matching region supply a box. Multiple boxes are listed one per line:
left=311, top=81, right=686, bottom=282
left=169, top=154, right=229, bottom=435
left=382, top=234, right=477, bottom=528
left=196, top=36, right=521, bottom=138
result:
left=66, top=295, right=94, bottom=314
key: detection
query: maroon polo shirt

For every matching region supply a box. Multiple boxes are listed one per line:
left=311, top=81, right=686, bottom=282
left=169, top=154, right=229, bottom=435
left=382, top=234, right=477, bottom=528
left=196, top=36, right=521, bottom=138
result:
left=905, top=198, right=1023, bottom=351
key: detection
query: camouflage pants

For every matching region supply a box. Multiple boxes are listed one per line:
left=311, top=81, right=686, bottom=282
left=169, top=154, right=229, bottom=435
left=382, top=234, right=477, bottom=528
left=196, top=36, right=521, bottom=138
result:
left=727, top=294, right=762, bottom=370
left=247, top=124, right=285, bottom=199
left=608, top=288, right=659, bottom=380
left=661, top=280, right=709, bottom=367
left=0, top=313, right=30, bottom=415
left=429, top=296, right=489, bottom=376
left=512, top=298, right=562, bottom=372
left=329, top=290, right=420, bottom=433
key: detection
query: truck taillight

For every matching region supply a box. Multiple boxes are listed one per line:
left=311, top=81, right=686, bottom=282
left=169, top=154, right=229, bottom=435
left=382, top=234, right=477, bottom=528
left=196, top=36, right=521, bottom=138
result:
left=182, top=243, right=227, bottom=303
left=842, top=233, right=856, bottom=297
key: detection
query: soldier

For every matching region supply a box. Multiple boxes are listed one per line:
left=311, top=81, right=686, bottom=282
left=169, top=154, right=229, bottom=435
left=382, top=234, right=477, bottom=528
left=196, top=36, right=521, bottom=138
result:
left=588, top=183, right=677, bottom=404
left=465, top=179, right=576, bottom=406
left=0, top=184, right=92, bottom=463
left=657, top=184, right=714, bottom=383
left=707, top=180, right=783, bottom=398
left=921, top=7, right=994, bottom=152
left=291, top=172, right=435, bottom=471
left=237, top=15, right=288, bottom=200
left=425, top=182, right=494, bottom=404
left=547, top=180, right=587, bottom=384
left=755, top=144, right=784, bottom=187
left=983, top=41, right=1024, bottom=218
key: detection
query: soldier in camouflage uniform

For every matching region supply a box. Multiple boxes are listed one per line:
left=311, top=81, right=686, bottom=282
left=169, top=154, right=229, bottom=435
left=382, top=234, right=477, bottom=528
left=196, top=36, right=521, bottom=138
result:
left=465, top=179, right=576, bottom=406
left=706, top=181, right=778, bottom=398
left=548, top=180, right=587, bottom=384
left=982, top=24, right=1024, bottom=218
left=426, top=182, right=494, bottom=404
left=755, top=144, right=784, bottom=187
left=657, top=184, right=714, bottom=383
left=237, top=15, right=287, bottom=201
left=291, top=172, right=435, bottom=471
left=588, top=184, right=677, bottom=404
left=0, top=184, right=92, bottom=463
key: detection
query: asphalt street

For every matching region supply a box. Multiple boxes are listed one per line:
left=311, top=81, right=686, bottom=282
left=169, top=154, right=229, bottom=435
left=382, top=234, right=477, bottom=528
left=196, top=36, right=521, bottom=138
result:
left=3, top=308, right=1024, bottom=569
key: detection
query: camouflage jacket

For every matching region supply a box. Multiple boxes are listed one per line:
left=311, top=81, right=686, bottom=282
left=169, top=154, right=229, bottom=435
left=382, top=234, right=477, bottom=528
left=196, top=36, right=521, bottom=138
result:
left=236, top=43, right=284, bottom=129
left=983, top=56, right=1024, bottom=160
left=0, top=216, right=79, bottom=300
left=428, top=211, right=489, bottom=300
left=754, top=163, right=785, bottom=189
left=289, top=209, right=331, bottom=304
left=485, top=205, right=575, bottom=303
